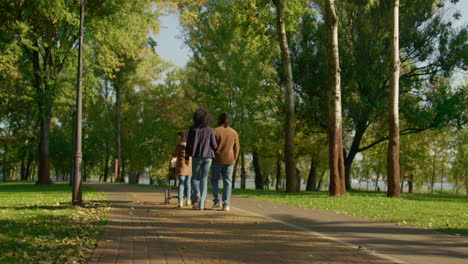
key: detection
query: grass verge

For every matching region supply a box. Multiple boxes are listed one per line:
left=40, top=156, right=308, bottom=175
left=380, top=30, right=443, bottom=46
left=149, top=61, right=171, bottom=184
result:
left=0, top=182, right=110, bottom=264
left=233, top=189, right=468, bottom=236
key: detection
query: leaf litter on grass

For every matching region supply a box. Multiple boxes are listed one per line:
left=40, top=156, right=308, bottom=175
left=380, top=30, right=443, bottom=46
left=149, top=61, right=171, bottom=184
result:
left=0, top=183, right=110, bottom=264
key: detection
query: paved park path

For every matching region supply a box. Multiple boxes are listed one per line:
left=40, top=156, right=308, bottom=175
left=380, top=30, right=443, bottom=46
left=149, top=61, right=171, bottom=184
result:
left=88, top=184, right=468, bottom=264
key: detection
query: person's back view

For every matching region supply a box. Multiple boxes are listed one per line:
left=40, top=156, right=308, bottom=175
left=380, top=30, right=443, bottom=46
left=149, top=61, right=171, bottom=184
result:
left=214, top=126, right=239, bottom=165
left=186, top=108, right=217, bottom=210
left=211, top=113, right=239, bottom=211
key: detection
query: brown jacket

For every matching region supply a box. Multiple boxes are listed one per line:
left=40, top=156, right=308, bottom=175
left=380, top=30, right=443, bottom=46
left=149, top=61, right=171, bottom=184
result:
left=172, top=143, right=192, bottom=176
left=214, top=126, right=240, bottom=165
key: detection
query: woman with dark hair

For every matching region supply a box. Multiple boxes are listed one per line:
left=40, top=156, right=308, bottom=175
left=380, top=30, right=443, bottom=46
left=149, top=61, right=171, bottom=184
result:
left=211, top=113, right=239, bottom=211
left=172, top=131, right=192, bottom=208
left=186, top=108, right=217, bottom=210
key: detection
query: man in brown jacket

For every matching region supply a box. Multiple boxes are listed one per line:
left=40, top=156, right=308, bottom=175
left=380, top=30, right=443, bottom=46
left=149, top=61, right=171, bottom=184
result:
left=211, top=113, right=239, bottom=211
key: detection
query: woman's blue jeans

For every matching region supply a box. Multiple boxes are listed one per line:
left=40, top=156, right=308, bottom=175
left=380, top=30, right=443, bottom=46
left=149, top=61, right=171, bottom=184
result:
left=178, top=175, right=192, bottom=202
left=191, top=157, right=213, bottom=209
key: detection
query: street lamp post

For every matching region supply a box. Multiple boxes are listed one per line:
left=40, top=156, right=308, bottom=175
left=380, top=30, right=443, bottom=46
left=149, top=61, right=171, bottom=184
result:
left=72, top=0, right=85, bottom=206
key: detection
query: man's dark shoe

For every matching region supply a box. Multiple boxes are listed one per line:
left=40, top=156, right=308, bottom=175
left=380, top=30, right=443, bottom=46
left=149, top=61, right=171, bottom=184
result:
left=192, top=196, right=200, bottom=209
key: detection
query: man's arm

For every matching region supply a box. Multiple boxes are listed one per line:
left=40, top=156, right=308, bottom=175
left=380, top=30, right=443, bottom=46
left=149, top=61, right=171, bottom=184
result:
left=233, top=132, right=240, bottom=161
left=210, top=128, right=218, bottom=150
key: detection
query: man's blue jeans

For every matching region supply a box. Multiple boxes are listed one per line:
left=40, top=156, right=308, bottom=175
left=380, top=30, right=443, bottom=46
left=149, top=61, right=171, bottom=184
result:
left=178, top=175, right=192, bottom=202
left=211, top=164, right=234, bottom=206
left=191, top=157, right=213, bottom=209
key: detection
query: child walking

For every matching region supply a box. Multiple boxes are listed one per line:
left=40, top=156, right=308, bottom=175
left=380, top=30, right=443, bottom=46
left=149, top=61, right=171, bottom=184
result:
left=172, top=131, right=192, bottom=207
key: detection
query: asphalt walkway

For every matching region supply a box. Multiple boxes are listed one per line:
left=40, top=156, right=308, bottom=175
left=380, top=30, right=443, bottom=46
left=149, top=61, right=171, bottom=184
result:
left=231, top=195, right=468, bottom=264
left=88, top=184, right=467, bottom=264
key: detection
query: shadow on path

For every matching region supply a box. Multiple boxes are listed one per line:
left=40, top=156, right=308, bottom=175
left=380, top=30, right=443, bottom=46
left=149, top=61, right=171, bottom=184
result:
left=88, top=183, right=394, bottom=264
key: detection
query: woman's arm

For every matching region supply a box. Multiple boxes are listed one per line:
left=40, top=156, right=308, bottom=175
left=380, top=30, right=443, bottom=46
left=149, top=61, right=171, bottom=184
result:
left=210, top=128, right=218, bottom=150
left=185, top=128, right=195, bottom=157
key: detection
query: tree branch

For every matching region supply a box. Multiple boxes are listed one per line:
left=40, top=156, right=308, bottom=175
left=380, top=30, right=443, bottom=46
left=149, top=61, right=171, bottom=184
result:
left=357, top=126, right=435, bottom=153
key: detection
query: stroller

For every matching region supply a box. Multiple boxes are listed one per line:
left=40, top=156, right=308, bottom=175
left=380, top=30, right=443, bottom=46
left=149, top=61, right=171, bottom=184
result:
left=164, top=159, right=177, bottom=204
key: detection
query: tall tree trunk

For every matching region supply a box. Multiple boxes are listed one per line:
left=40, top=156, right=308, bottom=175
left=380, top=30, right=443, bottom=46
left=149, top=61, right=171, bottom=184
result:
left=241, top=150, right=246, bottom=189
left=295, top=167, right=301, bottom=192
left=232, top=158, right=239, bottom=190
left=344, top=121, right=367, bottom=190
left=30, top=161, right=36, bottom=181
left=25, top=154, right=33, bottom=181
left=103, top=143, right=110, bottom=182
left=440, top=160, right=444, bottom=192
left=344, top=157, right=352, bottom=190
left=387, top=0, right=401, bottom=198
left=98, top=152, right=104, bottom=182
left=464, top=170, right=468, bottom=194
left=115, top=80, right=123, bottom=183
left=276, top=155, right=282, bottom=190
left=2, top=142, right=8, bottom=181
left=82, top=157, right=87, bottom=182
left=408, top=174, right=413, bottom=193
left=70, top=108, right=76, bottom=186
left=366, top=172, right=370, bottom=191
left=431, top=152, right=436, bottom=194
left=36, top=106, right=53, bottom=185
left=273, top=0, right=297, bottom=193
left=55, top=168, right=59, bottom=182
left=99, top=160, right=104, bottom=182
left=400, top=177, right=404, bottom=193
left=32, top=45, right=53, bottom=185
left=375, top=161, right=381, bottom=191
left=306, top=157, right=317, bottom=191
left=121, top=159, right=127, bottom=183
left=317, top=171, right=326, bottom=191
left=325, top=0, right=346, bottom=196
left=20, top=153, right=27, bottom=180
left=252, top=151, right=264, bottom=190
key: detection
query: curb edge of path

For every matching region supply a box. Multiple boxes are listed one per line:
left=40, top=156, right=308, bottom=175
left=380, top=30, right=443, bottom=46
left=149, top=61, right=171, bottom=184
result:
left=232, top=206, right=409, bottom=264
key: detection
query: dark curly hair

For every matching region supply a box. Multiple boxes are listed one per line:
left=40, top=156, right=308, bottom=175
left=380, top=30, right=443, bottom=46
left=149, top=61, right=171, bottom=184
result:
left=218, top=113, right=231, bottom=128
left=193, top=108, right=214, bottom=127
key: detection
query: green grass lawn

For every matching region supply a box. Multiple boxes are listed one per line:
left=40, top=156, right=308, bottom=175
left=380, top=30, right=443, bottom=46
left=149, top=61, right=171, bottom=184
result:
left=233, top=189, right=468, bottom=236
left=0, top=182, right=110, bottom=264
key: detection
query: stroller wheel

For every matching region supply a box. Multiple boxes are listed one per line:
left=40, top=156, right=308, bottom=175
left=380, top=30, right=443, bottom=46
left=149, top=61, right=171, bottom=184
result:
left=165, top=189, right=170, bottom=204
